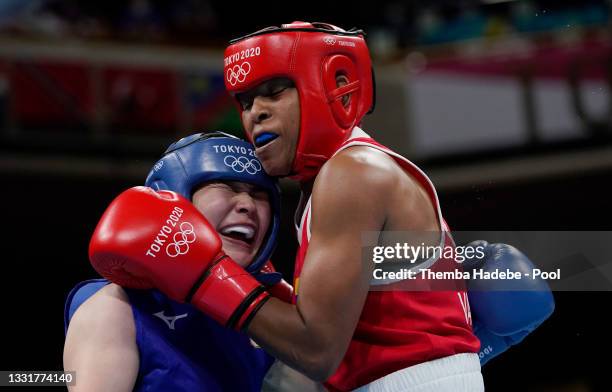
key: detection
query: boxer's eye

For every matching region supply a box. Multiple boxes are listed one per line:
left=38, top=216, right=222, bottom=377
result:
left=251, top=190, right=269, bottom=201
left=207, top=182, right=233, bottom=192
left=239, top=96, right=254, bottom=111
left=266, top=87, right=287, bottom=98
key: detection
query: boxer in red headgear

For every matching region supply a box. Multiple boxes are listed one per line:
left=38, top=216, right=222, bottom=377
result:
left=224, top=21, right=374, bottom=181
left=223, top=22, right=484, bottom=392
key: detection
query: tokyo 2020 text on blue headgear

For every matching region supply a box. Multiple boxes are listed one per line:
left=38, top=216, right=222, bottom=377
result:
left=145, top=131, right=281, bottom=276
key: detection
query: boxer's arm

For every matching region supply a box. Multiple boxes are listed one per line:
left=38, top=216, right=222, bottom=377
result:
left=247, top=152, right=395, bottom=381
left=63, top=284, right=138, bottom=392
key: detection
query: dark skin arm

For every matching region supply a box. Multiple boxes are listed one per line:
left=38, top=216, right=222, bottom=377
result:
left=247, top=146, right=437, bottom=381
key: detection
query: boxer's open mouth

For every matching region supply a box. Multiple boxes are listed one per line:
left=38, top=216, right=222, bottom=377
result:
left=220, top=225, right=255, bottom=246
left=254, top=132, right=279, bottom=148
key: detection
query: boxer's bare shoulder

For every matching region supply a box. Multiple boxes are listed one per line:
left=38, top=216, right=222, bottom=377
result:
left=66, top=283, right=135, bottom=346
left=314, top=145, right=438, bottom=231
left=74, top=283, right=131, bottom=316
left=64, top=283, right=138, bottom=391
left=316, top=146, right=400, bottom=197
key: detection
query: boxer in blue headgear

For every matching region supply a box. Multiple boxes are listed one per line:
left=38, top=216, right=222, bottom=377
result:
left=144, top=131, right=281, bottom=282
left=63, top=132, right=290, bottom=392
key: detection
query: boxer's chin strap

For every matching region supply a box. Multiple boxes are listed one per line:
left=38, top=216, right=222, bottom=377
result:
left=253, top=271, right=283, bottom=285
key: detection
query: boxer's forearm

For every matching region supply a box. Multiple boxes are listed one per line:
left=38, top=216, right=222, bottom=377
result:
left=246, top=298, right=347, bottom=382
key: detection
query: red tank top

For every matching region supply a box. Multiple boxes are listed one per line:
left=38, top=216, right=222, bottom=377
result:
left=292, top=129, right=480, bottom=391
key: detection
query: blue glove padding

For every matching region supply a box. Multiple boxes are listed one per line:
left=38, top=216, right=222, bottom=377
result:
left=473, top=321, right=531, bottom=365
left=464, top=241, right=555, bottom=365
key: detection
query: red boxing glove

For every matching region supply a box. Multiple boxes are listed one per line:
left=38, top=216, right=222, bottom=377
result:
left=89, top=186, right=269, bottom=330
left=260, top=260, right=294, bottom=303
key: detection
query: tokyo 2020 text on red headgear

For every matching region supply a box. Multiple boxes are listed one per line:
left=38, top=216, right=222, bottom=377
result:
left=224, top=21, right=376, bottom=182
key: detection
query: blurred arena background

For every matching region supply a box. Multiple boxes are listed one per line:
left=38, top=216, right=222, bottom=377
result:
left=1, top=0, right=610, bottom=390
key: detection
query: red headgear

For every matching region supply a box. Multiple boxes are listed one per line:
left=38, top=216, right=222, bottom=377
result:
left=224, top=21, right=375, bottom=181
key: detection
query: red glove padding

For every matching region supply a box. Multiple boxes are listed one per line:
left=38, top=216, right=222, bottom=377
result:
left=260, top=260, right=294, bottom=303
left=89, top=186, right=269, bottom=330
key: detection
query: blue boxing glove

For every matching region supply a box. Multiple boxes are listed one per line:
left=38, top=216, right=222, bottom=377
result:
left=463, top=241, right=555, bottom=365
left=472, top=320, right=531, bottom=365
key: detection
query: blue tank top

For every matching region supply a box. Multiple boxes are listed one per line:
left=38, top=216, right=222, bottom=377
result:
left=65, top=279, right=274, bottom=392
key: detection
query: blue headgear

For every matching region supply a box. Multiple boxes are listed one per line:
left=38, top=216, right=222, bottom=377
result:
left=145, top=131, right=281, bottom=278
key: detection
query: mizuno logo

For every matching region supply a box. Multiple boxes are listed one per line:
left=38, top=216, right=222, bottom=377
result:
left=153, top=311, right=188, bottom=330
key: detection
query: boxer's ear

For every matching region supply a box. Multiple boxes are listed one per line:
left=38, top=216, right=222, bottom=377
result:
left=336, top=74, right=350, bottom=107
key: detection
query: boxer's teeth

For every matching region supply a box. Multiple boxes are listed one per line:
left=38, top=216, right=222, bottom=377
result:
left=221, top=225, right=255, bottom=240
left=254, top=132, right=278, bottom=147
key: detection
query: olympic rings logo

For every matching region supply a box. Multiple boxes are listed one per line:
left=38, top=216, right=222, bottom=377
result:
left=226, top=61, right=251, bottom=86
left=153, top=160, right=164, bottom=171
left=323, top=37, right=336, bottom=45
left=223, top=155, right=262, bottom=175
left=166, top=222, right=196, bottom=258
